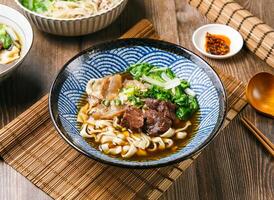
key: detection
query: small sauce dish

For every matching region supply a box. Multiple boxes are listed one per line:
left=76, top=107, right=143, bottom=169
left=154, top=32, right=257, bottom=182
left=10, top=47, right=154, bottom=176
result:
left=192, top=24, right=243, bottom=59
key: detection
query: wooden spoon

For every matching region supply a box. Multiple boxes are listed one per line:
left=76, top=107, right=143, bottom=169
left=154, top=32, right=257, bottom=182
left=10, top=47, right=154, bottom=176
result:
left=246, top=72, right=274, bottom=118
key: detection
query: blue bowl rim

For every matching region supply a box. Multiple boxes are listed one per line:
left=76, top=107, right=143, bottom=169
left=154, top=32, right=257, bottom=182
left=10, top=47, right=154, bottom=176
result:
left=49, top=38, right=227, bottom=169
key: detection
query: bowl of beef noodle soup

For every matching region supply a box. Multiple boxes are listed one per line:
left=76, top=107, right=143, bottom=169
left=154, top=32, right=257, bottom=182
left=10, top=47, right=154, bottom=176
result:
left=49, top=38, right=226, bottom=168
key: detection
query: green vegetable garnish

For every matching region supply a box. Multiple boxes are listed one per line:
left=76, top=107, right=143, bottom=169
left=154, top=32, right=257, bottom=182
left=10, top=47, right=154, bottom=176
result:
left=128, top=96, right=143, bottom=107
left=120, top=85, right=145, bottom=107
left=127, top=63, right=156, bottom=80
left=175, top=96, right=199, bottom=120
left=102, top=99, right=110, bottom=107
left=180, top=80, right=190, bottom=89
left=166, top=68, right=176, bottom=79
left=114, top=99, right=122, bottom=106
left=188, top=96, right=199, bottom=111
left=144, top=85, right=172, bottom=101
left=176, top=107, right=192, bottom=120
left=21, top=0, right=53, bottom=13
left=173, top=93, right=188, bottom=107
left=121, top=86, right=137, bottom=96
left=126, top=63, right=199, bottom=121
left=0, top=24, right=13, bottom=49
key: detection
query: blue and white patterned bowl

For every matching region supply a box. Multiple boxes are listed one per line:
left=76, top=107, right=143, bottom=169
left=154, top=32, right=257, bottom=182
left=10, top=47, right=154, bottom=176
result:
left=49, top=38, right=227, bottom=168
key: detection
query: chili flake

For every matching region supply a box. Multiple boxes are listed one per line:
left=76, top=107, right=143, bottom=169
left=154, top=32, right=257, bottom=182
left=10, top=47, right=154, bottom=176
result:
left=205, top=32, right=231, bottom=55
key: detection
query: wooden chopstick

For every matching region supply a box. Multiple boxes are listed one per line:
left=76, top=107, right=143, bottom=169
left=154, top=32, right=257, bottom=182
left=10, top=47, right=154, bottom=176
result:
left=241, top=117, right=274, bottom=157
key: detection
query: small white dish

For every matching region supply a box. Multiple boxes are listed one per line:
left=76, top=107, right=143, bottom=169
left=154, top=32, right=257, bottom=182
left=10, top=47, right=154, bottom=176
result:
left=0, top=4, right=33, bottom=81
left=192, top=24, right=243, bottom=59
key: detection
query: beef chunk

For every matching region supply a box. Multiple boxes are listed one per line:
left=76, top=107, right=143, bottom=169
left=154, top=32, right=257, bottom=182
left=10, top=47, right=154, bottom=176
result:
left=120, top=107, right=144, bottom=132
left=143, top=99, right=176, bottom=136
left=145, top=98, right=160, bottom=110
left=144, top=109, right=158, bottom=124
left=149, top=116, right=172, bottom=135
left=121, top=99, right=177, bottom=136
left=158, top=101, right=176, bottom=121
left=144, top=110, right=172, bottom=136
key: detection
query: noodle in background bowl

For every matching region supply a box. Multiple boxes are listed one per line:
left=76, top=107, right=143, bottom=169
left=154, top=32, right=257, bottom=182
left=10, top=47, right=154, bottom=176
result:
left=49, top=38, right=227, bottom=168
left=14, top=0, right=128, bottom=36
left=0, top=4, right=33, bottom=81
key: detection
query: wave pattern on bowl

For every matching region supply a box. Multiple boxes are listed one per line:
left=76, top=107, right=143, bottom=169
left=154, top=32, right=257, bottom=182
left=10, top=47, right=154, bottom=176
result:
left=54, top=43, right=224, bottom=167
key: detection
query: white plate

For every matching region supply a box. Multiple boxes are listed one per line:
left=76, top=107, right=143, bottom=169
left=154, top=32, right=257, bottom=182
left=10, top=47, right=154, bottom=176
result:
left=192, top=24, right=243, bottom=59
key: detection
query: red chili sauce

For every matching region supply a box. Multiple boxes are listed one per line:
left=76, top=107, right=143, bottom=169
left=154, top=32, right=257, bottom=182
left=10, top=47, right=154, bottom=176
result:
left=205, top=32, right=231, bottom=55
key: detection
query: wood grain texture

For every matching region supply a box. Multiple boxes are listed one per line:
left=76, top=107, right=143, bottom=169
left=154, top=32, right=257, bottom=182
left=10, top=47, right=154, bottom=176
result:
left=0, top=0, right=273, bottom=200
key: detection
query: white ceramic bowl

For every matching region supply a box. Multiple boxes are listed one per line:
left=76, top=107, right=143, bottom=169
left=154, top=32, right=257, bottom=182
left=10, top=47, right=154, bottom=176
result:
left=192, top=24, right=243, bottom=59
left=0, top=4, right=33, bottom=81
left=15, top=0, right=128, bottom=36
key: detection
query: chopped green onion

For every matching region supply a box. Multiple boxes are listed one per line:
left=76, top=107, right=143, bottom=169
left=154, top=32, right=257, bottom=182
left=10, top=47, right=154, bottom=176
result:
left=102, top=100, right=110, bottom=107
left=114, top=99, right=122, bottom=106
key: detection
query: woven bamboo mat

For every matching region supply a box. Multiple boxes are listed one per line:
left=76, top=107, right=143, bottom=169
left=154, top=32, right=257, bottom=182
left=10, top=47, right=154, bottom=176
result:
left=188, top=0, right=274, bottom=68
left=0, top=19, right=247, bottom=200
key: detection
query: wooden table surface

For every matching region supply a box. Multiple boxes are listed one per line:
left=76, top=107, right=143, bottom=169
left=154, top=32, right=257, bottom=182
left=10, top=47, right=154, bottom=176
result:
left=0, top=0, right=273, bottom=199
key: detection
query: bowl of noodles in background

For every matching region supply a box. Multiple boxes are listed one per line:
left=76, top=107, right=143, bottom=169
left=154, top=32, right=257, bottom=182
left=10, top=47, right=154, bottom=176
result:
left=14, top=0, right=128, bottom=36
left=49, top=38, right=227, bottom=168
left=0, top=4, right=33, bottom=81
